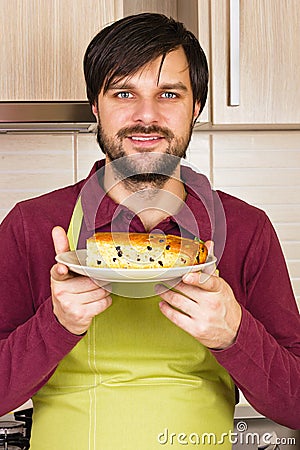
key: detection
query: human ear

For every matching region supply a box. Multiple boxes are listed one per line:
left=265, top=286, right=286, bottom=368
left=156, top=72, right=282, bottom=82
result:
left=92, top=103, right=99, bottom=120
left=193, top=101, right=201, bottom=122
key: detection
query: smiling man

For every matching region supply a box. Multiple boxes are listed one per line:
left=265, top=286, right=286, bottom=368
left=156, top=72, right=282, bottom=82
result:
left=94, top=46, right=201, bottom=227
left=94, top=46, right=199, bottom=161
left=0, top=12, right=299, bottom=450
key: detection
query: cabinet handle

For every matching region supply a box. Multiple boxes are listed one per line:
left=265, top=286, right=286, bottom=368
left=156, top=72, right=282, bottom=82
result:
left=229, top=0, right=240, bottom=106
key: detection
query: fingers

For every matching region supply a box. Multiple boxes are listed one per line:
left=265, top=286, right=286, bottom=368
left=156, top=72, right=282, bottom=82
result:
left=51, top=268, right=110, bottom=295
left=51, top=273, right=112, bottom=335
left=205, top=239, right=214, bottom=256
left=54, top=282, right=111, bottom=306
left=182, top=239, right=220, bottom=290
left=51, top=263, right=72, bottom=282
left=156, top=236, right=242, bottom=348
left=53, top=291, right=112, bottom=335
left=50, top=227, right=113, bottom=335
left=182, top=269, right=221, bottom=292
left=52, top=226, right=71, bottom=280
left=155, top=284, right=196, bottom=315
left=52, top=226, right=70, bottom=255
left=159, top=299, right=193, bottom=331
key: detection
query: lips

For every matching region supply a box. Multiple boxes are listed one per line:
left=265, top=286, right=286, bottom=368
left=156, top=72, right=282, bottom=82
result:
left=126, top=134, right=165, bottom=149
left=117, top=125, right=174, bottom=142
left=129, top=135, right=162, bottom=142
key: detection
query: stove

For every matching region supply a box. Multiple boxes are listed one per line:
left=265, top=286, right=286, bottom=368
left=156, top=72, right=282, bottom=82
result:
left=0, top=420, right=29, bottom=449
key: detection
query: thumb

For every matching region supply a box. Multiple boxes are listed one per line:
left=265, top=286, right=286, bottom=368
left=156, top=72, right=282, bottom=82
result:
left=51, top=226, right=71, bottom=280
left=52, top=226, right=70, bottom=255
left=204, top=240, right=214, bottom=256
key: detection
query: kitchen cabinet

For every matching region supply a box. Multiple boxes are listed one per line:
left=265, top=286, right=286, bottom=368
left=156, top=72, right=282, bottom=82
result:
left=1, top=0, right=299, bottom=126
left=0, top=0, right=208, bottom=117
left=0, top=0, right=210, bottom=124
left=0, top=0, right=191, bottom=103
left=208, top=0, right=300, bottom=126
left=0, top=0, right=118, bottom=101
left=122, top=0, right=300, bottom=127
left=123, top=0, right=177, bottom=16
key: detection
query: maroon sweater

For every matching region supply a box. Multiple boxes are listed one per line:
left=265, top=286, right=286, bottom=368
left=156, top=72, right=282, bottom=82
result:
left=0, top=160, right=299, bottom=428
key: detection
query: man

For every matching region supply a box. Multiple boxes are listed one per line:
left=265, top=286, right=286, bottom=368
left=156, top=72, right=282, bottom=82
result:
left=0, top=13, right=299, bottom=449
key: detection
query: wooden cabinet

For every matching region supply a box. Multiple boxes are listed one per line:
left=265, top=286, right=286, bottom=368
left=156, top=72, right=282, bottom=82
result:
left=0, top=0, right=118, bottom=101
left=122, top=0, right=300, bottom=127
left=208, top=0, right=300, bottom=126
left=1, top=0, right=299, bottom=126
left=0, top=0, right=196, bottom=103
left=0, top=0, right=187, bottom=103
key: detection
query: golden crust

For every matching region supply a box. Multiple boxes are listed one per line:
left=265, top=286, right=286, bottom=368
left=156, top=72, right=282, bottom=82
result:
left=86, top=232, right=208, bottom=269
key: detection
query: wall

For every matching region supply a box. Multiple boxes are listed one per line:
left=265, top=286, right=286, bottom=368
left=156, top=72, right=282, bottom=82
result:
left=0, top=129, right=299, bottom=309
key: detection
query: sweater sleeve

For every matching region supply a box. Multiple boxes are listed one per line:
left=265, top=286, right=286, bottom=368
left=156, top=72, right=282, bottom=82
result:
left=211, top=215, right=300, bottom=429
left=0, top=205, right=82, bottom=415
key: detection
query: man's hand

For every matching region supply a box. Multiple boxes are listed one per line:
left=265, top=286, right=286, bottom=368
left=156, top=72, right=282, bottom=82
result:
left=156, top=242, right=242, bottom=350
left=50, top=226, right=112, bottom=335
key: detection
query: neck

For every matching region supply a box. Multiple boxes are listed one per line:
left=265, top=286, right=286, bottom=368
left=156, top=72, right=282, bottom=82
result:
left=103, top=157, right=186, bottom=231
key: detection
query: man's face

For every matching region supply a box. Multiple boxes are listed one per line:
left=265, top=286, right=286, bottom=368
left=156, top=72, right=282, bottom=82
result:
left=92, top=47, right=200, bottom=188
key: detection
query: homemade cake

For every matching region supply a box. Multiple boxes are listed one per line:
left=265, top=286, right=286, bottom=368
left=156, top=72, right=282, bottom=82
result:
left=86, top=232, right=208, bottom=269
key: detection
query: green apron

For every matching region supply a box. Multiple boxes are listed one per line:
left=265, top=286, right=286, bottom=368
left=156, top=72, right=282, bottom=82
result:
left=30, top=198, right=235, bottom=449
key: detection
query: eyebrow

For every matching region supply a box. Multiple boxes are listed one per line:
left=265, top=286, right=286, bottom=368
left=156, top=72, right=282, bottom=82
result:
left=107, top=80, right=189, bottom=93
left=158, top=82, right=189, bottom=92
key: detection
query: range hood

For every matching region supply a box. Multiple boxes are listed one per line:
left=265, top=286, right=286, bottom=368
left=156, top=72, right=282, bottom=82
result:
left=0, top=101, right=96, bottom=132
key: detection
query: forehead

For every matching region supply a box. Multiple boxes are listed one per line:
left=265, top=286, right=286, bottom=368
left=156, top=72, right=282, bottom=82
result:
left=108, top=46, right=192, bottom=90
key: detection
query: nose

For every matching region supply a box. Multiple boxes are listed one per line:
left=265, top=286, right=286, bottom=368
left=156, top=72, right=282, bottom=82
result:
left=131, top=98, right=160, bottom=125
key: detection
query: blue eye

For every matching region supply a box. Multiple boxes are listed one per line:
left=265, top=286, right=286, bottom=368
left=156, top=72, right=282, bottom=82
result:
left=116, top=92, right=132, bottom=99
left=161, top=92, right=177, bottom=99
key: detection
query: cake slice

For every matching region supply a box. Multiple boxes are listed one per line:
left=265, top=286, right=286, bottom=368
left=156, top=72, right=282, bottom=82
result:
left=86, top=232, right=207, bottom=269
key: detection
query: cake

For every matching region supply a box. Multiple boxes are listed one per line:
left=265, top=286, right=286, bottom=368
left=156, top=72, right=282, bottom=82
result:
left=86, top=232, right=208, bottom=269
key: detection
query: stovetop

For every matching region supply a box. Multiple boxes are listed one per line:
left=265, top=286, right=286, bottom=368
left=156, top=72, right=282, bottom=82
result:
left=0, top=409, right=32, bottom=449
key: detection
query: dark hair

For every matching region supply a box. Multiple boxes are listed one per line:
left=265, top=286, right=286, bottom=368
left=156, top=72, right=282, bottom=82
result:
left=83, top=13, right=209, bottom=115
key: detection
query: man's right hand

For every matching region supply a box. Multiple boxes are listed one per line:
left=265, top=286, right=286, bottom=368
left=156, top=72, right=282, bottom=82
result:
left=50, top=226, right=112, bottom=335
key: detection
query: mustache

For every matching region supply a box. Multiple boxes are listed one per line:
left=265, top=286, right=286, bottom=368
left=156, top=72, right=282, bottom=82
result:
left=116, top=125, right=175, bottom=141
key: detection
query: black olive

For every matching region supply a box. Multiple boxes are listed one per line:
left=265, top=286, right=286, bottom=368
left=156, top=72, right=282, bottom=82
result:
left=165, top=245, right=171, bottom=250
left=158, top=261, right=163, bottom=266
left=97, top=260, right=102, bottom=265
left=147, top=246, right=152, bottom=251
left=117, top=250, right=123, bottom=257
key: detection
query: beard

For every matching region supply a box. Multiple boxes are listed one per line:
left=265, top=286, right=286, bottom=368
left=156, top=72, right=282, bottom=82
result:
left=95, top=120, right=194, bottom=191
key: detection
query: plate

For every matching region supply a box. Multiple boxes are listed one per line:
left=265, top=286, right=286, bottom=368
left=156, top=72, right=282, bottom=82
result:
left=55, top=249, right=217, bottom=283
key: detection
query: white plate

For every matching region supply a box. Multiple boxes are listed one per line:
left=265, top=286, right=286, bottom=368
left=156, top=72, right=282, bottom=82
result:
left=55, top=249, right=217, bottom=283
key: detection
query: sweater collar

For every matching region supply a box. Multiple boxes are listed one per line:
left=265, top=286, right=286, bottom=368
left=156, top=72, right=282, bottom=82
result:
left=80, top=159, right=216, bottom=241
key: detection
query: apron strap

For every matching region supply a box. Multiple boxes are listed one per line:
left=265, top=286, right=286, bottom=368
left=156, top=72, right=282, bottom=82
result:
left=67, top=197, right=84, bottom=251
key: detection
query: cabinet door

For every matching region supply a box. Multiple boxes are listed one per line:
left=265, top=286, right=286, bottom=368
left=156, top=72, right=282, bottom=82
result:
left=210, top=0, right=300, bottom=125
left=0, top=0, right=118, bottom=101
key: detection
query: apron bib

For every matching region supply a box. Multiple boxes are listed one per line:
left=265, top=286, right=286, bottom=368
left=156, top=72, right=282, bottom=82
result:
left=30, top=198, right=235, bottom=449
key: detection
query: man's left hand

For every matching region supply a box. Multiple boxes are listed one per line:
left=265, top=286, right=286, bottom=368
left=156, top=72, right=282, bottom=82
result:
left=156, top=265, right=242, bottom=350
